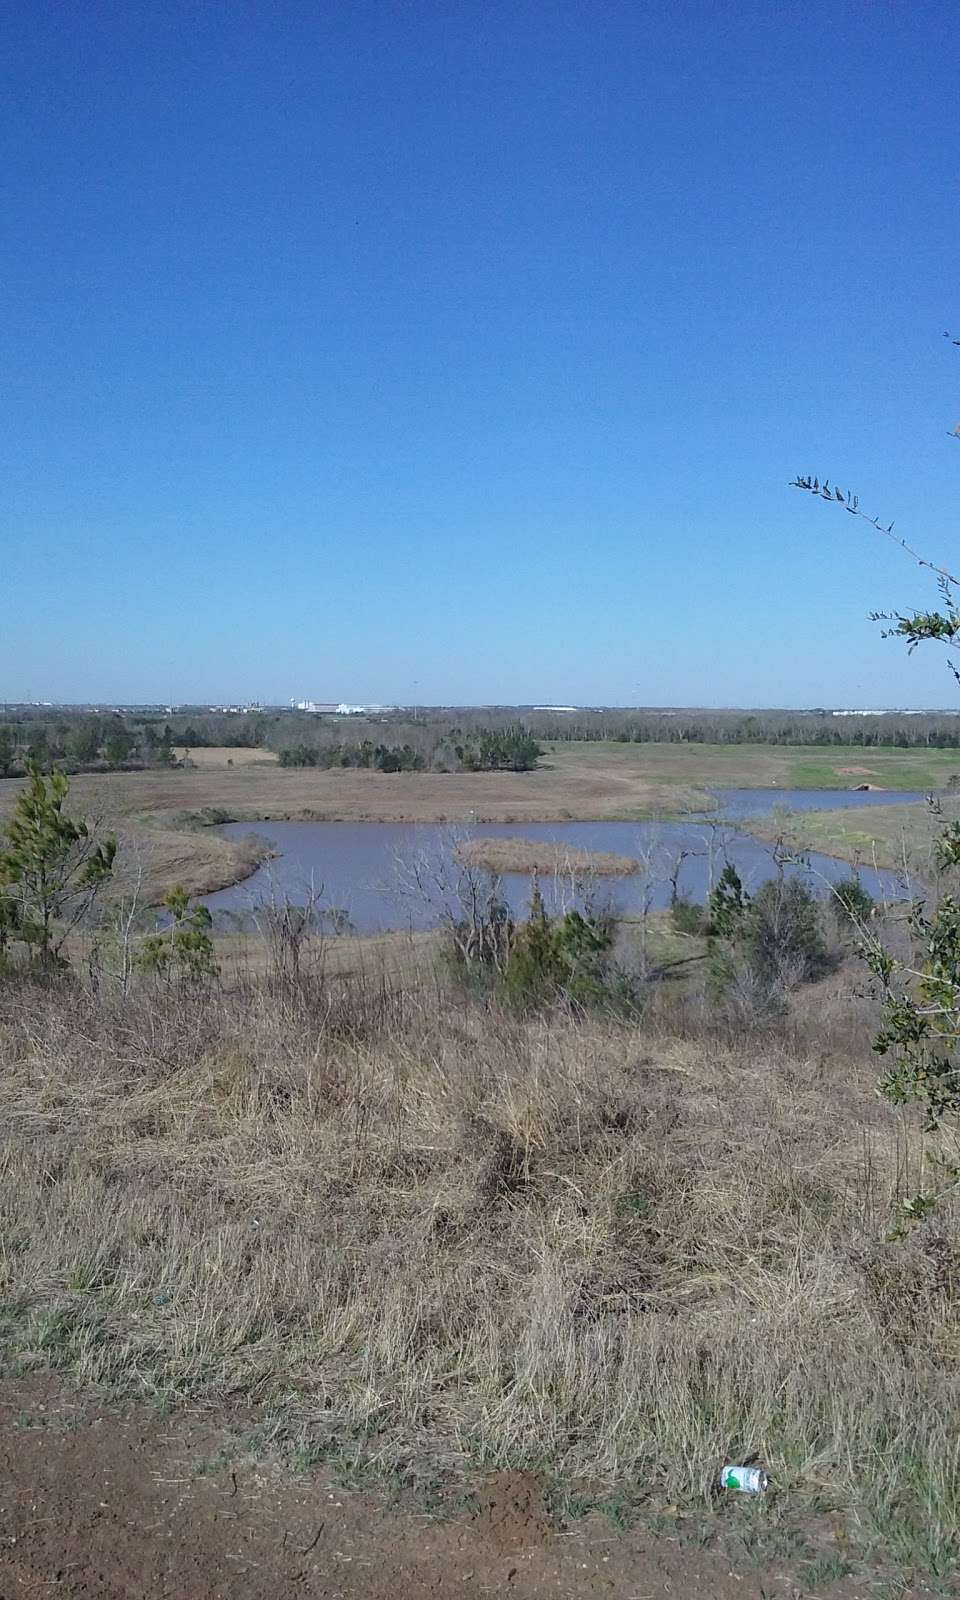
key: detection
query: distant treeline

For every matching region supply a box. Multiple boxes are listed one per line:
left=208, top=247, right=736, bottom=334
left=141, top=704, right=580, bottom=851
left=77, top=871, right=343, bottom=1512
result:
left=0, top=717, right=177, bottom=777
left=5, top=705, right=960, bottom=781
left=0, top=717, right=543, bottom=778
left=549, top=715, right=960, bottom=749
left=279, top=726, right=543, bottom=773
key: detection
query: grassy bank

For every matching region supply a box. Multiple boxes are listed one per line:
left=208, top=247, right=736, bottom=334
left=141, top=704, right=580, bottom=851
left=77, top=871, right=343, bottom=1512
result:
left=1, top=954, right=957, bottom=1580
left=742, top=796, right=960, bottom=879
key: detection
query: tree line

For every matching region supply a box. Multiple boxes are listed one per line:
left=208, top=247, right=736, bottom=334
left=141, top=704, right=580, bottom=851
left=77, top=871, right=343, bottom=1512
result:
left=279, top=741, right=426, bottom=771
left=278, top=726, right=543, bottom=773
left=0, top=718, right=179, bottom=777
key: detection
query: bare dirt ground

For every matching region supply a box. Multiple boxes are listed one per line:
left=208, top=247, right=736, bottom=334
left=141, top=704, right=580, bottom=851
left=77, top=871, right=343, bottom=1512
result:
left=0, top=1376, right=880, bottom=1600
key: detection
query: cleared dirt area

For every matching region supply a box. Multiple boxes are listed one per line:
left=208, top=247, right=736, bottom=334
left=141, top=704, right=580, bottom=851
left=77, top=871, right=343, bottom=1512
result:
left=174, top=745, right=279, bottom=766
left=0, top=1375, right=896, bottom=1600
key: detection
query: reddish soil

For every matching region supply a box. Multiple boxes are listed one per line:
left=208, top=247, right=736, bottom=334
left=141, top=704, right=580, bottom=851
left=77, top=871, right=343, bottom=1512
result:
left=0, top=1377, right=897, bottom=1600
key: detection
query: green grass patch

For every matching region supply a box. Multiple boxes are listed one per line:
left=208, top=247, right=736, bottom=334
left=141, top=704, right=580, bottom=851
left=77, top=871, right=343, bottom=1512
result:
left=546, top=740, right=960, bottom=792
left=742, top=798, right=955, bottom=874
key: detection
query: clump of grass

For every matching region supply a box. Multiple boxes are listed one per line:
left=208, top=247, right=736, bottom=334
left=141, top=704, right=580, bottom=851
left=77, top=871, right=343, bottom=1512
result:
left=0, top=965, right=957, bottom=1578
left=454, top=837, right=639, bottom=877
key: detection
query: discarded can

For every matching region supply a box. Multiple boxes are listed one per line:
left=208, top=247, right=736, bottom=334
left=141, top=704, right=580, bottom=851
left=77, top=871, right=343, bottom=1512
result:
left=720, top=1464, right=767, bottom=1494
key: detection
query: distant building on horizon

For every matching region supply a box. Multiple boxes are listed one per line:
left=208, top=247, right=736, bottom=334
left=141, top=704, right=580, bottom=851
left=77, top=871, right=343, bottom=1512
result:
left=291, top=698, right=398, bottom=715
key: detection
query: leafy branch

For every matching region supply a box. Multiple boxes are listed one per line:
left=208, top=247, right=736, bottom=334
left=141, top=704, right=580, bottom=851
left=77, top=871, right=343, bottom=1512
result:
left=790, top=476, right=960, bottom=679
left=792, top=338, right=960, bottom=1224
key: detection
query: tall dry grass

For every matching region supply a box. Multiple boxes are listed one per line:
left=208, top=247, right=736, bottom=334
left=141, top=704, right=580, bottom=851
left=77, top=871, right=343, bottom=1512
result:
left=0, top=959, right=958, bottom=1566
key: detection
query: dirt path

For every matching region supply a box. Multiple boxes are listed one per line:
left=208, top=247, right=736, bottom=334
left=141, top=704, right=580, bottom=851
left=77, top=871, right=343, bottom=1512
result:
left=0, top=1376, right=883, bottom=1600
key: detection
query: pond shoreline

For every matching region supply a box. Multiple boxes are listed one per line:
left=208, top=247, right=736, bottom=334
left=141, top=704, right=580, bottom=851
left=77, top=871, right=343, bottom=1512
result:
left=200, top=789, right=927, bottom=934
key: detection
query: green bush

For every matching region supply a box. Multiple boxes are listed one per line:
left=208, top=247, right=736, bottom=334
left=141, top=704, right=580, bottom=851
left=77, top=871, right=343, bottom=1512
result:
left=740, top=877, right=830, bottom=988
left=456, top=726, right=542, bottom=772
left=0, top=727, right=17, bottom=778
left=499, top=883, right=642, bottom=1017
left=671, top=895, right=705, bottom=935
left=706, top=873, right=831, bottom=1014
left=137, top=888, right=219, bottom=984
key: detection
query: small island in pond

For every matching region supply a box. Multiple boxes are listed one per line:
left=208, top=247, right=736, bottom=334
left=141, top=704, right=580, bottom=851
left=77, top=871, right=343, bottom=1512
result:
left=454, top=836, right=640, bottom=877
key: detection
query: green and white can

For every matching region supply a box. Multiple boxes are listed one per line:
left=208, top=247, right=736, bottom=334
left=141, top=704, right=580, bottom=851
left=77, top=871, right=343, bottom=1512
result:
left=720, top=1464, right=767, bottom=1494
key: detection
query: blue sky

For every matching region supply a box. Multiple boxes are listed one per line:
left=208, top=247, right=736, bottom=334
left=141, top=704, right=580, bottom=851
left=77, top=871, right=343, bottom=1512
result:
left=3, top=0, right=959, bottom=707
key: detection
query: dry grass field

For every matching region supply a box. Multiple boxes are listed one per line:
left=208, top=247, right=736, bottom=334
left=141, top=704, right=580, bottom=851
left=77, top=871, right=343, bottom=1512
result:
left=548, top=739, right=960, bottom=792
left=1, top=959, right=957, bottom=1586
left=18, top=743, right=709, bottom=828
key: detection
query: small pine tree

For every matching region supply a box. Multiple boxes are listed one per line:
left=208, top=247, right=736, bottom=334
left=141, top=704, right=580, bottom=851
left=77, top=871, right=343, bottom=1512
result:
left=502, top=877, right=566, bottom=1007
left=501, top=878, right=618, bottom=1011
left=103, top=729, right=136, bottom=767
left=707, top=864, right=747, bottom=936
left=740, top=877, right=829, bottom=988
left=0, top=764, right=116, bottom=969
left=137, top=887, right=219, bottom=983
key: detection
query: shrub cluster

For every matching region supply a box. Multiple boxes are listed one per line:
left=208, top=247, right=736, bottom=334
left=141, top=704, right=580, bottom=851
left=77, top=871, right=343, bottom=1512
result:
left=279, top=741, right=425, bottom=771
left=449, top=878, right=644, bottom=1018
left=703, top=869, right=833, bottom=1015
left=452, top=725, right=543, bottom=772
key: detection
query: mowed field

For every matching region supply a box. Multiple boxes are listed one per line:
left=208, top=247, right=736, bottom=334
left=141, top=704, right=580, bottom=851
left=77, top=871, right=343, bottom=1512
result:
left=548, top=738, right=960, bottom=790
left=1, top=740, right=956, bottom=905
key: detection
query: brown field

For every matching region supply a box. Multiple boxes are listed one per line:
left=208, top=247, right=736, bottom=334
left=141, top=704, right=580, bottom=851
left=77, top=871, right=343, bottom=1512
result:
left=210, top=925, right=443, bottom=984
left=454, top=836, right=639, bottom=876
left=173, top=745, right=279, bottom=767
left=108, top=821, right=273, bottom=904
left=1, top=957, right=956, bottom=1590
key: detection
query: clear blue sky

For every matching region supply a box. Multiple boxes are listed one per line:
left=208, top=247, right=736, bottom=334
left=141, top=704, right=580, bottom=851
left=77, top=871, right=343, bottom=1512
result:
left=3, top=0, right=959, bottom=707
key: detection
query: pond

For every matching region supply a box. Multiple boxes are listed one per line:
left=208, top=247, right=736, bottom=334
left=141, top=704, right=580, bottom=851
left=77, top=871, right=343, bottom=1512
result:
left=201, top=789, right=924, bottom=935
